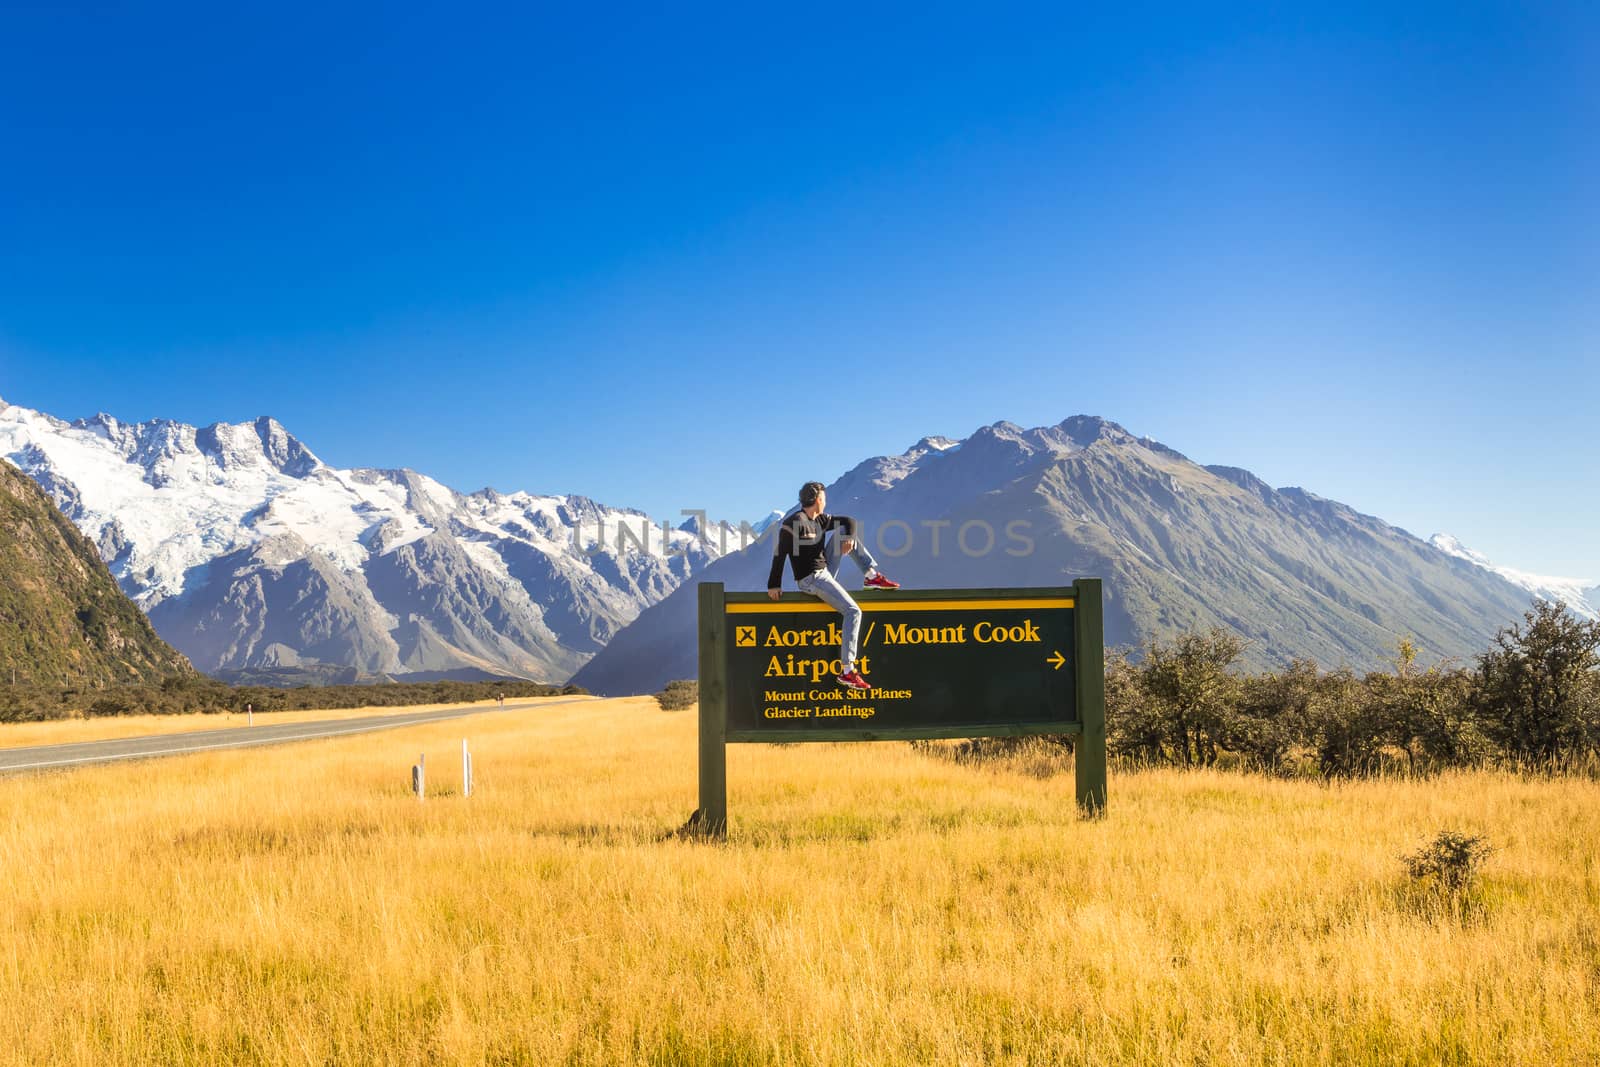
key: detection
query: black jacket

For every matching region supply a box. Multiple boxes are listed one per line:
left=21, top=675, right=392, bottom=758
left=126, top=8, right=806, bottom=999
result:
left=766, top=510, right=857, bottom=588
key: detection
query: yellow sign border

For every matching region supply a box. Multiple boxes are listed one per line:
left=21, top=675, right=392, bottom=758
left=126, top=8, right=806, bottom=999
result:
left=726, top=598, right=1074, bottom=614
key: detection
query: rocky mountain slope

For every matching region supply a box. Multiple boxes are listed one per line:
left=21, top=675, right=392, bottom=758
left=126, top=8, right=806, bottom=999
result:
left=0, top=460, right=192, bottom=686
left=574, top=416, right=1537, bottom=695
left=0, top=398, right=721, bottom=681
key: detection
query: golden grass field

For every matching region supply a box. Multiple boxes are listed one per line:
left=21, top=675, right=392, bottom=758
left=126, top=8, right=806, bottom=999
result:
left=2, top=696, right=1597, bottom=1065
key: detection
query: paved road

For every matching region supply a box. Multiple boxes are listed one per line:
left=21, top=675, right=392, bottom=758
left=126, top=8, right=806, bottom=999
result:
left=0, top=698, right=594, bottom=776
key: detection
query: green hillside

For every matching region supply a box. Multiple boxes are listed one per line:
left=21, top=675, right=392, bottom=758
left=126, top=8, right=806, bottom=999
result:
left=0, top=460, right=192, bottom=686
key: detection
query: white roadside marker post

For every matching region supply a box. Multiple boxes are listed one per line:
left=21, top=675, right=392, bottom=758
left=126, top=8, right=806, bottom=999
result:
left=462, top=739, right=473, bottom=798
left=412, top=753, right=426, bottom=802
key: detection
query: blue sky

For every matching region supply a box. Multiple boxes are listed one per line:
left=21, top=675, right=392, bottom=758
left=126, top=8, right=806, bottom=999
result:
left=2, top=3, right=1596, bottom=577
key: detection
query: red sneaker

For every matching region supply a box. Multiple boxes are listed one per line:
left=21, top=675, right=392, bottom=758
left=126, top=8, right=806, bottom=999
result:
left=862, top=572, right=900, bottom=590
left=836, top=670, right=871, bottom=691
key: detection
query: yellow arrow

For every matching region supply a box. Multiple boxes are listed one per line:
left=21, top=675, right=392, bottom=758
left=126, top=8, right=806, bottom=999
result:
left=1047, top=650, right=1065, bottom=670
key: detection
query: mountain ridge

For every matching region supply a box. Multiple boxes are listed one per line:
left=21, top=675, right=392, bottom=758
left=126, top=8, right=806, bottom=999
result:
left=573, top=415, right=1537, bottom=695
left=1, top=400, right=724, bottom=681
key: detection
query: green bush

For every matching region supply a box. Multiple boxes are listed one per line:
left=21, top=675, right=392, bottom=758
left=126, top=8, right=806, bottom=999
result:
left=655, top=680, right=698, bottom=712
left=1403, top=830, right=1494, bottom=902
left=1100, top=601, right=1600, bottom=779
left=1475, top=601, right=1600, bottom=768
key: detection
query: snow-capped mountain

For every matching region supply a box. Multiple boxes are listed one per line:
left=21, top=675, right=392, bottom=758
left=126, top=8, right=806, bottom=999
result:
left=1429, top=535, right=1598, bottom=621
left=0, top=397, right=726, bottom=680
left=749, top=509, right=788, bottom=535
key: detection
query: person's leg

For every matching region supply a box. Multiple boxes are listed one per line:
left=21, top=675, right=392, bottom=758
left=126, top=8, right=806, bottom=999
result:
left=824, top=529, right=881, bottom=577
left=848, top=536, right=879, bottom=576
left=797, top=570, right=861, bottom=672
left=826, top=528, right=899, bottom=589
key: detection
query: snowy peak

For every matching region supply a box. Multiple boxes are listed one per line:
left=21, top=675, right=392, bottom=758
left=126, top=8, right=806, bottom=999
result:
left=53, top=410, right=323, bottom=488
left=195, top=417, right=321, bottom=476
left=1430, top=534, right=1493, bottom=569
left=749, top=508, right=788, bottom=535
left=1431, top=534, right=1598, bottom=620
left=906, top=434, right=960, bottom=459
left=0, top=399, right=727, bottom=680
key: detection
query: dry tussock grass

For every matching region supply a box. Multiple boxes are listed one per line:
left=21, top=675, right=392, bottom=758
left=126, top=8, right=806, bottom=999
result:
left=2, top=696, right=1597, bottom=1065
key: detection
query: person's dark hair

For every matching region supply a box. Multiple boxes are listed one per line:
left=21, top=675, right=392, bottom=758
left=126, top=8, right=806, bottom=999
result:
left=799, top=481, right=826, bottom=507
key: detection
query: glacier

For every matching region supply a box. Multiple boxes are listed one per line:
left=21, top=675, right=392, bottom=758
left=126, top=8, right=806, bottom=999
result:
left=0, top=398, right=727, bottom=680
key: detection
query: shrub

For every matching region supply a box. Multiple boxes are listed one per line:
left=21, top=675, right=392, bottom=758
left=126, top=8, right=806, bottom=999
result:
left=1308, top=668, right=1395, bottom=777
left=1475, top=600, right=1600, bottom=769
left=86, top=692, right=136, bottom=717
left=1391, top=666, right=1488, bottom=771
left=1403, top=830, right=1495, bottom=900
left=1107, top=631, right=1245, bottom=768
left=1232, top=658, right=1320, bottom=774
left=655, top=680, right=698, bottom=712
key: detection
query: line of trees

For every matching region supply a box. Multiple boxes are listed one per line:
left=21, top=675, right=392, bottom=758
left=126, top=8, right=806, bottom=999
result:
left=1108, top=600, right=1600, bottom=776
left=0, top=676, right=586, bottom=723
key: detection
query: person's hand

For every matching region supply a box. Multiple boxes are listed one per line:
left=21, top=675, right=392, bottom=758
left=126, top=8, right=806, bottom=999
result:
left=767, top=587, right=782, bottom=601
left=841, top=538, right=855, bottom=554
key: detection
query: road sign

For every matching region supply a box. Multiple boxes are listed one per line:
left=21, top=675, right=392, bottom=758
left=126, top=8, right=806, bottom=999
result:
left=694, top=579, right=1107, bottom=836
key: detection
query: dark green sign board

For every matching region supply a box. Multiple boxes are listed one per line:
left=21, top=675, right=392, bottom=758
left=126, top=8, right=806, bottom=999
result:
left=694, top=579, right=1107, bottom=836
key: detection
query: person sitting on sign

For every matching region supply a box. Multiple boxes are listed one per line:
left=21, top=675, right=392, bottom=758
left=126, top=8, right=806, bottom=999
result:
left=766, top=481, right=900, bottom=691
